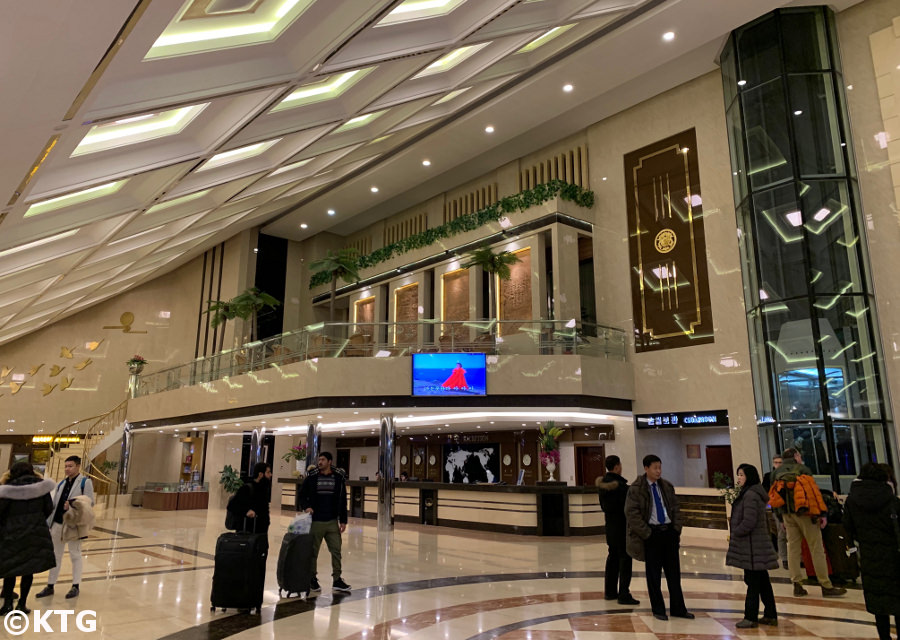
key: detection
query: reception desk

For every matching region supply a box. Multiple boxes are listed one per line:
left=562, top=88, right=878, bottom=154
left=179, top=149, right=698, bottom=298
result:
left=142, top=490, right=209, bottom=511
left=345, top=481, right=728, bottom=536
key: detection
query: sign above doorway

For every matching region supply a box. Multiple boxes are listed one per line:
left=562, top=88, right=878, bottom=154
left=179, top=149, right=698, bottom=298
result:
left=635, top=409, right=728, bottom=429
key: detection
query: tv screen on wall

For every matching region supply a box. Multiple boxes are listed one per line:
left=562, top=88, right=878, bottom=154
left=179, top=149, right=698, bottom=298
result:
left=412, top=352, right=486, bottom=397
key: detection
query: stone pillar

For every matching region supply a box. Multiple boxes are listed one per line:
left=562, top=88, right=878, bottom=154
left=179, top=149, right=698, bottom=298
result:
left=119, top=423, right=133, bottom=493
left=305, top=422, right=320, bottom=473
left=378, top=414, right=395, bottom=532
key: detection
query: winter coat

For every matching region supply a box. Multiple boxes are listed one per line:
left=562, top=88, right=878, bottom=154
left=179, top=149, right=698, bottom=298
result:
left=62, top=495, right=95, bottom=541
left=597, top=472, right=629, bottom=550
left=844, top=479, right=900, bottom=616
left=47, top=473, right=95, bottom=527
left=726, top=484, right=778, bottom=571
left=231, top=479, right=272, bottom=531
left=624, top=474, right=682, bottom=562
left=299, top=468, right=348, bottom=524
left=0, top=475, right=56, bottom=578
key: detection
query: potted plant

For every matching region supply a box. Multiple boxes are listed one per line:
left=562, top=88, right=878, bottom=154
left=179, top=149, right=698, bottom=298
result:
left=98, top=460, right=118, bottom=476
left=713, top=471, right=739, bottom=521
left=538, top=421, right=563, bottom=482
left=461, top=246, right=522, bottom=324
left=309, top=249, right=361, bottom=322
left=281, top=443, right=308, bottom=475
left=126, top=354, right=148, bottom=375
left=219, top=464, right=244, bottom=496
left=206, top=287, right=281, bottom=351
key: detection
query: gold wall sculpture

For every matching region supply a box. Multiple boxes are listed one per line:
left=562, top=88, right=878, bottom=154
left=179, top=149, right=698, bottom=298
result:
left=49, top=365, right=65, bottom=377
left=28, top=364, right=44, bottom=376
left=103, top=312, right=147, bottom=334
left=74, top=359, right=92, bottom=370
left=60, top=346, right=75, bottom=359
left=441, top=269, right=469, bottom=341
left=499, top=247, right=532, bottom=335
left=625, top=128, right=714, bottom=352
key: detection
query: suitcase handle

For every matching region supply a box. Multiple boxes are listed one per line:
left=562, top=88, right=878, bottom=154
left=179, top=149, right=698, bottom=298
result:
left=243, top=516, right=257, bottom=533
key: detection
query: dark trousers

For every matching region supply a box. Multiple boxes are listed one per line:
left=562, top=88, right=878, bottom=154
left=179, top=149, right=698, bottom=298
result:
left=605, top=543, right=633, bottom=599
left=875, top=614, right=900, bottom=640
left=644, top=527, right=687, bottom=616
left=743, top=569, right=776, bottom=621
left=2, top=575, right=33, bottom=602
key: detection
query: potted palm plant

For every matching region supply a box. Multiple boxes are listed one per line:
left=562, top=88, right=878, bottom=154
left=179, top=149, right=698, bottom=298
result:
left=206, top=287, right=280, bottom=351
left=309, top=249, right=361, bottom=322
left=461, top=246, right=522, bottom=323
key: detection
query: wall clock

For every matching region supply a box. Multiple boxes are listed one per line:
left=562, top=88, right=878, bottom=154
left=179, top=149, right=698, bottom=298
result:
left=400, top=455, right=408, bottom=465
left=522, top=454, right=532, bottom=466
left=429, top=454, right=436, bottom=465
left=502, top=454, right=512, bottom=466
left=414, top=455, right=422, bottom=466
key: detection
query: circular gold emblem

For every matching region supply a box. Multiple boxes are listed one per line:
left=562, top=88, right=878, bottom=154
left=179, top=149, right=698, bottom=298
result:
left=654, top=228, right=677, bottom=253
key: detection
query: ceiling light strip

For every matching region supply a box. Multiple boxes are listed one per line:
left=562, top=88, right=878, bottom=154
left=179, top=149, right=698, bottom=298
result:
left=6, top=135, right=59, bottom=207
left=62, top=0, right=153, bottom=121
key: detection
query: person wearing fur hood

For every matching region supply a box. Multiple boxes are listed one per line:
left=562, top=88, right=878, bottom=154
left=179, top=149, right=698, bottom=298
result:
left=0, top=461, right=56, bottom=614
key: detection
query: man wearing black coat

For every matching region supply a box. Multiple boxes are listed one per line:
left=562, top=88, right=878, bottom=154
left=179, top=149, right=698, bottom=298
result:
left=597, top=456, right=639, bottom=605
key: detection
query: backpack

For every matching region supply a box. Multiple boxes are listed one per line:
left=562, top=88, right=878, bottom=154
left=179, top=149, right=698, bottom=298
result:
left=224, top=482, right=252, bottom=530
left=768, top=472, right=798, bottom=512
left=57, top=476, right=87, bottom=497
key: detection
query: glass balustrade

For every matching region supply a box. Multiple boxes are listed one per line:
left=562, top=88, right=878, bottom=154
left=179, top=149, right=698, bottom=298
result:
left=134, top=319, right=626, bottom=397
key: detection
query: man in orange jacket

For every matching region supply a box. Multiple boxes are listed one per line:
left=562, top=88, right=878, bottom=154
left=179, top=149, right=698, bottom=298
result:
left=771, top=448, right=846, bottom=597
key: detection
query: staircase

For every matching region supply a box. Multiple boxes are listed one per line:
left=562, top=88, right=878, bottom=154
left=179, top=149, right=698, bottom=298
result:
left=47, top=401, right=128, bottom=507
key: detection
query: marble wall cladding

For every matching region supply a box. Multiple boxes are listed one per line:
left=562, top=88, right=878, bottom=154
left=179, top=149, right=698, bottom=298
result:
left=499, top=247, right=533, bottom=332
left=838, top=0, right=900, bottom=424
left=588, top=71, right=759, bottom=472
left=441, top=269, right=470, bottom=339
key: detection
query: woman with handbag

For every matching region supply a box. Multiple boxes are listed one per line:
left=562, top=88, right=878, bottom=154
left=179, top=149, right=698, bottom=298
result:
left=844, top=463, right=900, bottom=640
left=725, top=463, right=779, bottom=628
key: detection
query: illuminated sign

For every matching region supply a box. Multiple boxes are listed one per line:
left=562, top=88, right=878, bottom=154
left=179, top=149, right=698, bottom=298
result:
left=31, top=436, right=82, bottom=444
left=635, top=410, right=728, bottom=429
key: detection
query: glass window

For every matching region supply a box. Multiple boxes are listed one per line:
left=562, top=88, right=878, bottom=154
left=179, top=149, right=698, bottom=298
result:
left=813, top=294, right=882, bottom=420
left=737, top=202, right=759, bottom=307
left=720, top=39, right=738, bottom=108
left=741, top=80, right=793, bottom=190
left=748, top=310, right=775, bottom=422
left=735, top=16, right=782, bottom=88
left=759, top=299, right=820, bottom=421
left=781, top=10, right=830, bottom=72
left=788, top=74, right=844, bottom=177
left=800, top=180, right=862, bottom=295
left=753, top=186, right=806, bottom=300
left=726, top=103, right=748, bottom=205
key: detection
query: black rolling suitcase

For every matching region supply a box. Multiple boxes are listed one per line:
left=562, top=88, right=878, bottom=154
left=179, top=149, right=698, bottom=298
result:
left=276, top=532, right=313, bottom=598
left=822, top=523, right=859, bottom=583
left=210, top=521, right=268, bottom=613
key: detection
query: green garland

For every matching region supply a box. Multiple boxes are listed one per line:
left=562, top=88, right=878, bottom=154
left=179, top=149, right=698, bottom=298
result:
left=309, top=180, right=594, bottom=288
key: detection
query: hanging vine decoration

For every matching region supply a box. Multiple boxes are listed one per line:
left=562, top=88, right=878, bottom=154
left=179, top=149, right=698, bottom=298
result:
left=309, top=180, right=595, bottom=288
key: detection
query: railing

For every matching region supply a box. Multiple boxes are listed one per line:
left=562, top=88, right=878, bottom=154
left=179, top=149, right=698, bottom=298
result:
left=48, top=401, right=128, bottom=509
left=135, top=319, right=626, bottom=397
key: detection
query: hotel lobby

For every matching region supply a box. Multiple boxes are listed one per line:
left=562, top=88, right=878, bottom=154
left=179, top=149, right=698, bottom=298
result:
left=1, top=0, right=899, bottom=637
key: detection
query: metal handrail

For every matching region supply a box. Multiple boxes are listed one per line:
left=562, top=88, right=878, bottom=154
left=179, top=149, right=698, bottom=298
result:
left=134, top=319, right=627, bottom=397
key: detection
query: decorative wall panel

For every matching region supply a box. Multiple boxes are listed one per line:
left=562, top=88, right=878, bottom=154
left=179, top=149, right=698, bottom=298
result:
left=394, top=283, right=419, bottom=345
left=441, top=269, right=469, bottom=340
left=625, top=129, right=714, bottom=352
left=499, top=247, right=532, bottom=335
left=354, top=296, right=375, bottom=336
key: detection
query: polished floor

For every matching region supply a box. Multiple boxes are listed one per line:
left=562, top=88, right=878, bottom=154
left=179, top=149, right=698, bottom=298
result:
left=5, top=504, right=879, bottom=639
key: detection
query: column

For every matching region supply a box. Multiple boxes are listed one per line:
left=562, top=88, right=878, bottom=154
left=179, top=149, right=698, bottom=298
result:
left=378, top=414, right=395, bottom=532
left=305, top=421, right=320, bottom=472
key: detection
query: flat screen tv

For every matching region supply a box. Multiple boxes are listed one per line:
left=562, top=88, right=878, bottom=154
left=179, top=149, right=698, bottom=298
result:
left=412, top=352, right=486, bottom=397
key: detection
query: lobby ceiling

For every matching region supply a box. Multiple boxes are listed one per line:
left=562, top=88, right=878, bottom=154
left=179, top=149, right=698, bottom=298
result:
left=0, top=0, right=860, bottom=347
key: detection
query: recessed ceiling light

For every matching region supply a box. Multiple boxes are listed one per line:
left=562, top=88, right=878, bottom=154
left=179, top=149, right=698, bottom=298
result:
left=737, top=80, right=747, bottom=87
left=300, top=223, right=308, bottom=229
left=485, top=125, right=494, bottom=133
left=422, top=159, right=431, bottom=166
left=370, top=186, right=379, bottom=193
left=327, top=209, right=336, bottom=215
left=794, top=110, right=803, bottom=116
left=681, top=147, right=689, bottom=154
left=562, top=84, right=573, bottom=92
left=662, top=31, right=675, bottom=41
left=602, top=177, right=607, bottom=181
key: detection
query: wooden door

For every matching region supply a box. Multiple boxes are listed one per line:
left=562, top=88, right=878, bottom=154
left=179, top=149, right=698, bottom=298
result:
left=575, top=445, right=606, bottom=486
left=706, top=445, right=734, bottom=488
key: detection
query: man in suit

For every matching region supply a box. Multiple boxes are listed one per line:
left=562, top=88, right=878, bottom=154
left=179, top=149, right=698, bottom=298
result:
left=597, top=455, right=639, bottom=605
left=624, top=454, right=694, bottom=621
left=36, top=455, right=94, bottom=600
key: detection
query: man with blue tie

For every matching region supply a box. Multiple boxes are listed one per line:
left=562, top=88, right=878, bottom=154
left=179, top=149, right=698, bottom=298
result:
left=624, top=454, right=694, bottom=621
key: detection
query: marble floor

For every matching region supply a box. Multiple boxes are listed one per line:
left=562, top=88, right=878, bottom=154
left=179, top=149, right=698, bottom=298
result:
left=3, top=505, right=879, bottom=639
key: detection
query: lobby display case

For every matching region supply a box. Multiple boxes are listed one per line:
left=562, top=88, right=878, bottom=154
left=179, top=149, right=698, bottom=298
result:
left=142, top=482, right=210, bottom=511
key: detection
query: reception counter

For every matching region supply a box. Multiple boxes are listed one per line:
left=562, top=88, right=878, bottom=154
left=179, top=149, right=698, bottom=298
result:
left=279, top=480, right=727, bottom=536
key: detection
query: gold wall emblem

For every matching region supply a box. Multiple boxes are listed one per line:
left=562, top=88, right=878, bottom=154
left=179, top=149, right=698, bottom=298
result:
left=654, top=229, right=677, bottom=253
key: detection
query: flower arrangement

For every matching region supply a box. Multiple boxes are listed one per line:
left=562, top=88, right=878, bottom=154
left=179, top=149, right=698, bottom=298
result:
left=126, top=354, right=148, bottom=366
left=713, top=471, right=740, bottom=505
left=538, top=421, right=563, bottom=466
left=281, top=443, right=308, bottom=462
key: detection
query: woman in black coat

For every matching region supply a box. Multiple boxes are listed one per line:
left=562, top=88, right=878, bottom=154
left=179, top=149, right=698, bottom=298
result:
left=0, top=461, right=56, bottom=614
left=725, top=463, right=778, bottom=629
left=843, top=463, right=900, bottom=640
